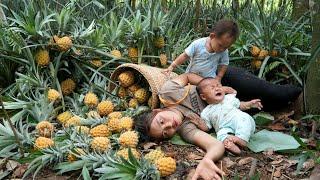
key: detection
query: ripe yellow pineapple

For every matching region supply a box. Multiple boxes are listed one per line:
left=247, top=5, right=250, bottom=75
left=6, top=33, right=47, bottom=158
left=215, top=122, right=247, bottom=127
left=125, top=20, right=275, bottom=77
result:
left=119, top=131, right=139, bottom=148
left=128, top=98, right=139, bottom=108
left=49, top=35, right=60, bottom=47
left=56, top=36, right=72, bottom=52
left=35, top=49, right=50, bottom=66
left=97, top=100, right=114, bottom=116
left=251, top=45, right=260, bottom=57
left=156, top=157, right=176, bottom=177
left=91, top=137, right=110, bottom=152
left=57, top=111, right=72, bottom=124
left=251, top=59, right=262, bottom=69
left=116, top=148, right=140, bottom=160
left=86, top=111, right=101, bottom=119
left=159, top=53, right=167, bottom=66
left=134, top=88, right=148, bottom=103
left=36, top=121, right=54, bottom=138
left=108, top=111, right=122, bottom=119
left=128, top=47, right=138, bottom=62
left=127, top=84, right=141, bottom=97
left=258, top=49, right=268, bottom=59
left=117, top=86, right=127, bottom=98
left=90, top=59, right=103, bottom=68
left=107, top=118, right=120, bottom=132
left=119, top=117, right=133, bottom=131
left=111, top=50, right=122, bottom=58
left=90, top=124, right=111, bottom=137
left=148, top=97, right=153, bottom=108
left=154, top=36, right=165, bottom=49
left=75, top=126, right=90, bottom=134
left=84, top=92, right=99, bottom=108
left=61, top=78, right=76, bottom=95
left=34, top=137, right=54, bottom=150
left=48, top=89, right=61, bottom=102
left=65, top=116, right=81, bottom=127
left=145, top=149, right=165, bottom=163
left=118, top=71, right=135, bottom=87
left=270, top=49, right=278, bottom=57
left=67, top=148, right=85, bottom=162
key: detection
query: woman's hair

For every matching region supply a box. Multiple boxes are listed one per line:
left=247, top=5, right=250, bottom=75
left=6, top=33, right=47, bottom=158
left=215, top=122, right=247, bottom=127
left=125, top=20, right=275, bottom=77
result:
left=133, top=109, right=159, bottom=141
left=211, top=19, right=239, bottom=41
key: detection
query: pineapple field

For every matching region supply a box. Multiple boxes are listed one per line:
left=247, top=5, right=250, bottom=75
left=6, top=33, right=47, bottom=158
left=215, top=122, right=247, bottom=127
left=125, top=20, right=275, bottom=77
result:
left=0, top=0, right=319, bottom=180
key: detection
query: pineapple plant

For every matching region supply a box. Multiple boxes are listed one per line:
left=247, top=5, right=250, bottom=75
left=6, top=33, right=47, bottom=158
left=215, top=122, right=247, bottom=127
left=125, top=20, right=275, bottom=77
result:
left=57, top=111, right=72, bottom=124
left=118, top=71, right=135, bottom=87
left=117, top=86, right=127, bottom=98
left=48, top=89, right=61, bottom=102
left=145, top=149, right=165, bottom=164
left=128, top=47, right=138, bottom=62
left=61, top=78, right=76, bottom=96
left=159, top=53, right=167, bottom=66
left=117, top=148, right=140, bottom=160
left=86, top=110, right=101, bottom=119
left=97, top=100, right=114, bottom=116
left=90, top=59, right=103, bottom=68
left=84, top=92, right=99, bottom=108
left=119, top=131, right=139, bottom=148
left=258, top=49, right=268, bottom=59
left=154, top=36, right=165, bottom=49
left=67, top=148, right=86, bottom=162
left=34, top=137, right=54, bottom=150
left=56, top=36, right=72, bottom=51
left=119, top=116, right=133, bottom=131
left=129, top=98, right=139, bottom=108
left=91, top=137, right=110, bottom=152
left=65, top=116, right=81, bottom=127
left=156, top=157, right=176, bottom=177
left=90, top=124, right=111, bottom=137
left=35, top=49, right=50, bottom=66
left=36, top=121, right=54, bottom=138
left=108, top=111, right=122, bottom=119
left=250, top=45, right=260, bottom=56
left=75, top=126, right=90, bottom=134
left=128, top=84, right=141, bottom=97
left=134, top=88, right=149, bottom=103
left=111, top=49, right=122, bottom=58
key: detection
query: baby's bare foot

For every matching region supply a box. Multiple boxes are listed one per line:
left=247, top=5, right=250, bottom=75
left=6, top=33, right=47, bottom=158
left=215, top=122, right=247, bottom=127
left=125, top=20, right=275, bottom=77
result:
left=223, top=137, right=241, bottom=155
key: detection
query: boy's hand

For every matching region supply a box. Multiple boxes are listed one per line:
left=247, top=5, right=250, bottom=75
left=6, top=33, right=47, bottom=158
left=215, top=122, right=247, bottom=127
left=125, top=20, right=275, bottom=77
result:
left=222, top=86, right=237, bottom=94
left=244, top=99, right=263, bottom=110
left=215, top=76, right=222, bottom=83
left=161, top=66, right=173, bottom=76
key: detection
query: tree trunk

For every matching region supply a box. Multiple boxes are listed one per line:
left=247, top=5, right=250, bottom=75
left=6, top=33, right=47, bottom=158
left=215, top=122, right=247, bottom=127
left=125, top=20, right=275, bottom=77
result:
left=306, top=0, right=320, bottom=115
left=195, top=0, right=201, bottom=31
left=292, top=0, right=309, bottom=20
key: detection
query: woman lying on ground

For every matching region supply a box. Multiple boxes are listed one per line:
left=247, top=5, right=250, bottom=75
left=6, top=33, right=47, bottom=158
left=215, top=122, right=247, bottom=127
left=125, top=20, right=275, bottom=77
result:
left=134, top=66, right=302, bottom=180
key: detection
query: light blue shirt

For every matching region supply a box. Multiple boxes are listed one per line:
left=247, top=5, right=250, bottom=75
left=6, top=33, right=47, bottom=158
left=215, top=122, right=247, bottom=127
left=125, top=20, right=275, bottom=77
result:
left=185, top=37, right=229, bottom=78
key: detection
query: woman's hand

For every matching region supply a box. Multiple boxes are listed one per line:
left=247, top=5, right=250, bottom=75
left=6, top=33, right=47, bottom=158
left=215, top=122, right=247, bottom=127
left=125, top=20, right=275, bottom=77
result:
left=192, top=158, right=225, bottom=180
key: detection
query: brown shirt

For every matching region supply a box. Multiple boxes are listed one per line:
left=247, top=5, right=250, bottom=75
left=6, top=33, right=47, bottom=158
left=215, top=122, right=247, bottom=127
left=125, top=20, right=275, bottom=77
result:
left=158, top=80, right=208, bottom=143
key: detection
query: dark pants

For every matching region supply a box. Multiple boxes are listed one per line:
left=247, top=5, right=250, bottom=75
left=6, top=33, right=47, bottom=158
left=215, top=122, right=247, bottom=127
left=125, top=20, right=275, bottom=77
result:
left=221, top=66, right=302, bottom=111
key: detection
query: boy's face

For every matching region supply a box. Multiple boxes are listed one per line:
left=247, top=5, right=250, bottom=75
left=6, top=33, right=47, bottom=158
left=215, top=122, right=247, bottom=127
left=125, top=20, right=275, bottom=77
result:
left=209, top=33, right=234, bottom=53
left=199, top=79, right=225, bottom=104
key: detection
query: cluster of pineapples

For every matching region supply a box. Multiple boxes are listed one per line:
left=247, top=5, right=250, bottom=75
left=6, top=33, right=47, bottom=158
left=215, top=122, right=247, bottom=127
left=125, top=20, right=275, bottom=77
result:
left=145, top=149, right=177, bottom=177
left=116, top=71, right=153, bottom=109
left=250, top=45, right=279, bottom=69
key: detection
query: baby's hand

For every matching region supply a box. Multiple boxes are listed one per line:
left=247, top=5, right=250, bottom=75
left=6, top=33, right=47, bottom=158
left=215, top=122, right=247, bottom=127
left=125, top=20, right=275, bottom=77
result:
left=248, top=99, right=263, bottom=110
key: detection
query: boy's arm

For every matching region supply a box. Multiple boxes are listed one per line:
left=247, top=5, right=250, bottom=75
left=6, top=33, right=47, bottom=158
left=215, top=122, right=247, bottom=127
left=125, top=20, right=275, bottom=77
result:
left=216, top=64, right=228, bottom=82
left=240, top=99, right=263, bottom=111
left=164, top=52, right=189, bottom=73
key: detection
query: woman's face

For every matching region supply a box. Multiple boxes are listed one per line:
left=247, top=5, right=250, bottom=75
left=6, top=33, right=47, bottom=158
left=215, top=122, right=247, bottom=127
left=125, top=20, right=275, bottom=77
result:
left=149, top=110, right=182, bottom=139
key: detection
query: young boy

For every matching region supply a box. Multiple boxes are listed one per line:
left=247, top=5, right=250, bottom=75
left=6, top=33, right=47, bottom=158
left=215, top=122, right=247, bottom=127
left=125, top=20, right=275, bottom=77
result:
left=163, top=19, right=239, bottom=82
left=198, top=78, right=262, bottom=154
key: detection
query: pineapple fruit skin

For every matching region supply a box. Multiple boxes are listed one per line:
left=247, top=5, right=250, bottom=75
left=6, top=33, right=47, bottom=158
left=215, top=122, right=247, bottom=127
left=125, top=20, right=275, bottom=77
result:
left=84, top=92, right=99, bottom=108
left=128, top=98, right=139, bottom=108
left=119, top=117, right=133, bottom=131
left=116, top=148, right=140, bottom=160
left=108, top=111, right=122, bottom=119
left=270, top=49, right=278, bottom=57
left=57, top=36, right=72, bottom=52
left=128, top=84, right=141, bottom=97
left=48, top=89, right=61, bottom=102
left=128, top=47, right=138, bottom=62
left=91, top=137, right=110, bottom=152
left=119, top=131, right=139, bottom=148
left=86, top=111, right=101, bottom=119
left=251, top=59, right=262, bottom=69
left=250, top=46, right=260, bottom=56
left=159, top=53, right=167, bottom=66
left=65, top=116, right=81, bottom=127
left=258, top=49, right=268, bottom=59
left=75, top=126, right=90, bottom=134
left=36, top=121, right=54, bottom=138
left=35, top=49, right=50, bottom=66
left=34, top=137, right=54, bottom=150
left=156, top=157, right=176, bottom=177
left=57, top=111, right=72, bottom=124
left=90, top=59, right=103, bottom=68
left=134, top=88, right=148, bottom=103
left=67, top=148, right=85, bottom=162
left=117, top=87, right=127, bottom=98
left=90, top=124, right=111, bottom=137
left=111, top=50, right=122, bottom=58
left=61, top=78, right=76, bottom=96
left=154, top=36, right=165, bottom=49
left=145, top=149, right=165, bottom=163
left=107, top=118, right=120, bottom=133
left=97, top=100, right=114, bottom=116
left=118, top=71, right=135, bottom=87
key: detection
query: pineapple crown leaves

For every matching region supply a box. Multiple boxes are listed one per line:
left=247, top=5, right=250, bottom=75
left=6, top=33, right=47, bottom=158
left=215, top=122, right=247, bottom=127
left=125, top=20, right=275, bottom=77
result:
left=103, top=13, right=126, bottom=48
left=125, top=10, right=152, bottom=42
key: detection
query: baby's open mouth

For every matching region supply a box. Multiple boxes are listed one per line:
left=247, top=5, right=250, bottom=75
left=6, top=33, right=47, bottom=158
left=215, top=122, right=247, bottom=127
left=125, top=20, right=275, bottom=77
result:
left=216, top=92, right=222, bottom=96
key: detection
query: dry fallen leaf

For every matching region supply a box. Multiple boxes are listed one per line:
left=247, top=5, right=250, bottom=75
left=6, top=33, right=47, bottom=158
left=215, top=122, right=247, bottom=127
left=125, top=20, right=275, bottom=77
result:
left=222, top=157, right=236, bottom=168
left=187, top=152, right=203, bottom=161
left=274, top=169, right=281, bottom=177
left=238, top=157, right=254, bottom=166
left=271, top=159, right=283, bottom=165
left=6, top=160, right=20, bottom=171
left=12, top=164, right=28, bottom=178
left=288, top=119, right=299, bottom=125
left=268, top=123, right=286, bottom=131
left=142, top=142, right=157, bottom=150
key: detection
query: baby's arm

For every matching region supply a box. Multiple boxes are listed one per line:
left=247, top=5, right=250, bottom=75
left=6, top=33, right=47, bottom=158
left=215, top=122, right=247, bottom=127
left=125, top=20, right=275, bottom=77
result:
left=239, top=99, right=263, bottom=111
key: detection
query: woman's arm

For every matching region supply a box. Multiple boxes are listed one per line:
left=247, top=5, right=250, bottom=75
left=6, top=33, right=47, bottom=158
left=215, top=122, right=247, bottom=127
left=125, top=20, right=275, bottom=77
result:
left=172, top=73, right=203, bottom=87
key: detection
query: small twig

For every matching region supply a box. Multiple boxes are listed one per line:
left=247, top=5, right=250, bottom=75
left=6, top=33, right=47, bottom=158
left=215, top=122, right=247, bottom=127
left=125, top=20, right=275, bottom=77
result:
left=0, top=94, right=24, bottom=157
left=311, top=120, right=317, bottom=139
left=249, top=158, right=258, bottom=178
left=270, top=165, right=275, bottom=180
left=221, top=161, right=226, bottom=180
left=282, top=174, right=293, bottom=180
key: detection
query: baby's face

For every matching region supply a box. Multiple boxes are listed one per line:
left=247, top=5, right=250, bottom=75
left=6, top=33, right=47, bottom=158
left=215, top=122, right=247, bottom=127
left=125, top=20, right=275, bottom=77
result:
left=200, top=79, right=225, bottom=104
